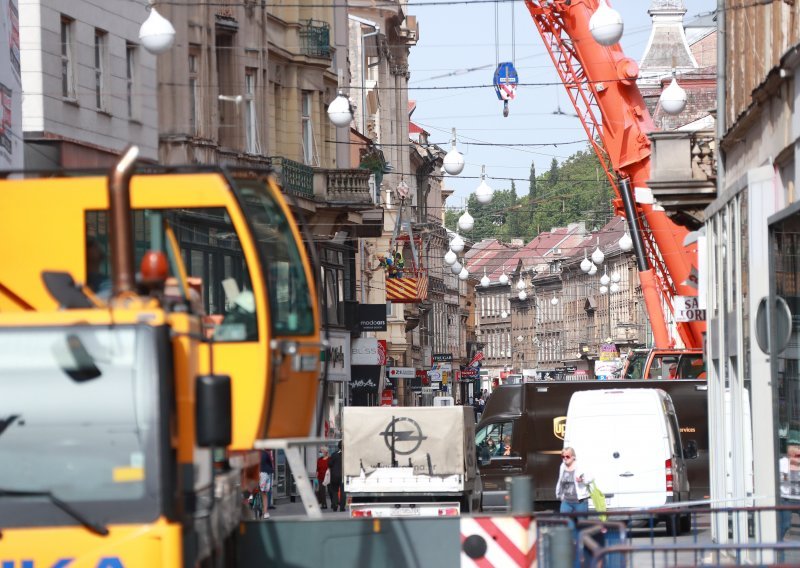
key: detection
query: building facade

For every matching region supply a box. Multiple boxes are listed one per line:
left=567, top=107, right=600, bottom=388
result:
left=706, top=0, right=800, bottom=548
left=20, top=0, right=158, bottom=167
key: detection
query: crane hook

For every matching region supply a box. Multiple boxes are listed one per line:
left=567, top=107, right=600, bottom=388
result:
left=503, top=100, right=509, bottom=118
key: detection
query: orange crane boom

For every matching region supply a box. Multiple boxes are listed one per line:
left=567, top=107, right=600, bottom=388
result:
left=523, top=0, right=704, bottom=349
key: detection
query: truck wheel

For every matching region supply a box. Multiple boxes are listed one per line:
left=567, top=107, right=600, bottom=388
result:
left=664, top=513, right=683, bottom=537
left=460, top=496, right=471, bottom=514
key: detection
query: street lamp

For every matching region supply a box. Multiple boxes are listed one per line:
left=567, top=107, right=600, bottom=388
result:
left=660, top=69, right=687, bottom=116
left=450, top=233, right=465, bottom=254
left=327, top=91, right=354, bottom=127
left=499, top=268, right=509, bottom=286
left=591, top=238, right=605, bottom=266
left=458, top=208, right=474, bottom=232
left=475, top=165, right=493, bottom=205
left=443, top=128, right=465, bottom=175
left=139, top=3, right=176, bottom=55
left=589, top=0, right=623, bottom=46
left=480, top=269, right=490, bottom=287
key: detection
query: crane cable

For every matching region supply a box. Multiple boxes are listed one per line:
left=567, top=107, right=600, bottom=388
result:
left=493, top=0, right=518, bottom=117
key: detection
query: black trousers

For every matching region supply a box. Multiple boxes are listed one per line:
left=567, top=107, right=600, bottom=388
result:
left=316, top=482, right=328, bottom=508
left=328, top=481, right=343, bottom=511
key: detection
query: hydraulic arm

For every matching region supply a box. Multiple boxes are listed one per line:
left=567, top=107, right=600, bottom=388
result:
left=523, top=0, right=705, bottom=349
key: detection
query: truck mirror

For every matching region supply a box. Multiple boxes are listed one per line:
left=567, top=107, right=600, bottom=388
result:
left=196, top=374, right=232, bottom=448
left=684, top=440, right=698, bottom=459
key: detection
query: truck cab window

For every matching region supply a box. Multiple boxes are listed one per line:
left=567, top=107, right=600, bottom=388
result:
left=476, top=421, right=515, bottom=461
left=85, top=208, right=255, bottom=342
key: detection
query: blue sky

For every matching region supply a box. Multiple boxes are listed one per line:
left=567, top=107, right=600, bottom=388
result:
left=407, top=1, right=717, bottom=208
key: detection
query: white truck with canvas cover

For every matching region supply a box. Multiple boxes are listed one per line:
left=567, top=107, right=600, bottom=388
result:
left=343, top=406, right=482, bottom=517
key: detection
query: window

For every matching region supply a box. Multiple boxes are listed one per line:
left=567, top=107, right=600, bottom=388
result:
left=188, top=47, right=199, bottom=134
left=215, top=33, right=235, bottom=146
left=126, top=43, right=136, bottom=118
left=60, top=17, right=75, bottom=98
left=86, top=209, right=255, bottom=342
left=301, top=91, right=315, bottom=165
left=244, top=68, right=258, bottom=153
left=476, top=421, right=516, bottom=460
left=319, top=246, right=352, bottom=327
left=94, top=29, right=107, bottom=110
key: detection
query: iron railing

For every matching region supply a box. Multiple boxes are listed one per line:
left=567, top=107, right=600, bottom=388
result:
left=268, top=156, right=313, bottom=198
left=299, top=19, right=330, bottom=58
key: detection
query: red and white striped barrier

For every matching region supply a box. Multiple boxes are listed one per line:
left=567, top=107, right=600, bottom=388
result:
left=460, top=516, right=537, bottom=567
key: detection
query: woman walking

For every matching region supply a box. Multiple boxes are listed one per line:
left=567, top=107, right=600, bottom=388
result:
left=555, top=447, right=593, bottom=515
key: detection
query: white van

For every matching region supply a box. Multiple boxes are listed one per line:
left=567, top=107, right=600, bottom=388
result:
left=563, top=388, right=698, bottom=534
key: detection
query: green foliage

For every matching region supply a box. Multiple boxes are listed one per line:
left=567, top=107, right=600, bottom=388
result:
left=447, top=147, right=614, bottom=244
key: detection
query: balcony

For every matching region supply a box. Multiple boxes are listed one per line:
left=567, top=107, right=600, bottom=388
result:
left=299, top=20, right=331, bottom=58
left=268, top=156, right=314, bottom=199
left=647, top=130, right=717, bottom=230
left=317, top=168, right=374, bottom=206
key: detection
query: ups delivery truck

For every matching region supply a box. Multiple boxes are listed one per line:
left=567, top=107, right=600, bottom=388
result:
left=476, top=379, right=708, bottom=511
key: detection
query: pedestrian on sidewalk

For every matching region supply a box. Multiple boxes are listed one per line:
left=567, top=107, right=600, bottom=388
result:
left=556, top=447, right=593, bottom=518
left=316, top=446, right=329, bottom=509
left=327, top=441, right=344, bottom=512
left=260, top=450, right=275, bottom=518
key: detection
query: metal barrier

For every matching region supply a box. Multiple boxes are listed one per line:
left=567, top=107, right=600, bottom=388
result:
left=567, top=503, right=800, bottom=567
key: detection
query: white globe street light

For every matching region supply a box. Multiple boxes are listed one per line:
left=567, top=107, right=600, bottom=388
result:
left=458, top=208, right=474, bottom=232
left=588, top=263, right=598, bottom=276
left=481, top=270, right=490, bottom=287
left=600, top=269, right=611, bottom=286
left=459, top=266, right=470, bottom=281
left=550, top=296, right=559, bottom=306
left=475, top=165, right=494, bottom=205
left=600, top=285, right=609, bottom=295
left=499, top=269, right=509, bottom=286
left=450, top=260, right=462, bottom=275
left=660, top=72, right=687, bottom=115
left=518, top=290, right=527, bottom=301
left=619, top=230, right=633, bottom=252
left=590, top=0, right=624, bottom=46
left=516, top=278, right=526, bottom=291
left=450, top=233, right=465, bottom=254
left=443, top=128, right=465, bottom=175
left=444, top=249, right=457, bottom=266
left=501, top=310, right=508, bottom=319
left=327, top=91, right=354, bottom=127
left=591, top=240, right=605, bottom=265
left=580, top=251, right=592, bottom=273
left=611, top=271, right=621, bottom=283
left=139, top=6, right=176, bottom=55
left=610, top=283, right=620, bottom=294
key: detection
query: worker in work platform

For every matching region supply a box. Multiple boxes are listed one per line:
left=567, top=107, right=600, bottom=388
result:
left=327, top=441, right=344, bottom=512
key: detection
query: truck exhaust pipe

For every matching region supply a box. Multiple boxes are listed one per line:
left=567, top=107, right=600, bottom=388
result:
left=108, top=145, right=139, bottom=297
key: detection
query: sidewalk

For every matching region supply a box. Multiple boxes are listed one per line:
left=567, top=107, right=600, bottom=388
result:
left=253, top=496, right=349, bottom=520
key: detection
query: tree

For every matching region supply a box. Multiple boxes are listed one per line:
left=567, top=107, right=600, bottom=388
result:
left=528, top=162, right=537, bottom=219
left=443, top=145, right=613, bottom=244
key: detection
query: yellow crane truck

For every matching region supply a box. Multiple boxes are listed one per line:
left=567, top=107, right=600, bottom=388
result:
left=0, top=147, right=321, bottom=567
